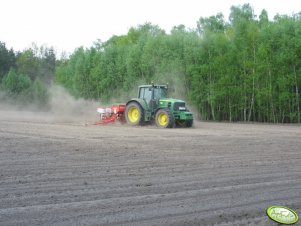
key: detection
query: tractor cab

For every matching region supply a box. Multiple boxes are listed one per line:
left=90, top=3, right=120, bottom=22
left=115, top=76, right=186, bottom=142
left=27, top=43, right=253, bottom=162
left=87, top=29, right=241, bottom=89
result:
left=138, top=85, right=167, bottom=112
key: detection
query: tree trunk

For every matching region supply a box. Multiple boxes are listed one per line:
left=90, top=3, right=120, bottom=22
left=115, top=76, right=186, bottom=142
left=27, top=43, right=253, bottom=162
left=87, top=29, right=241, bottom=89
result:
left=229, top=98, right=232, bottom=122
left=293, top=65, right=300, bottom=123
left=248, top=75, right=255, bottom=121
left=208, top=50, right=215, bottom=120
left=248, top=43, right=256, bottom=122
left=268, top=68, right=276, bottom=123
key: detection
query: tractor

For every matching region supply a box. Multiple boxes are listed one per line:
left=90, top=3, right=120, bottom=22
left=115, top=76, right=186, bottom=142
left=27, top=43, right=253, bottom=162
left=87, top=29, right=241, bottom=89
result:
left=125, top=84, right=193, bottom=128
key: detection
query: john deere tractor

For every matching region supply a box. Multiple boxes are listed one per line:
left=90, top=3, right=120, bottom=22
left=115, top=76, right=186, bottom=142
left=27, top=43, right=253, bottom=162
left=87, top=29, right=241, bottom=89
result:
left=125, top=84, right=193, bottom=128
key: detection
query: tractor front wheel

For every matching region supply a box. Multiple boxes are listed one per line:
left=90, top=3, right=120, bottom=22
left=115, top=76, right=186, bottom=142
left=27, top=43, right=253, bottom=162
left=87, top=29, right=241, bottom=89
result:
left=186, top=119, right=193, bottom=128
left=125, top=102, right=144, bottom=126
left=155, top=109, right=174, bottom=128
left=175, top=119, right=193, bottom=128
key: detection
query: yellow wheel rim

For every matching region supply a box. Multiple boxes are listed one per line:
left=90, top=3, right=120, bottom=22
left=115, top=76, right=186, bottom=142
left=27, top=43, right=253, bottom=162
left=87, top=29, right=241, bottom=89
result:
left=158, top=112, right=168, bottom=126
left=128, top=107, right=140, bottom=123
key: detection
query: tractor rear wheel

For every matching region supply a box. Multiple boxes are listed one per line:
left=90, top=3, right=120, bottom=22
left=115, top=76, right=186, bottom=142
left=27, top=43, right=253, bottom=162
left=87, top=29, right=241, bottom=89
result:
left=155, top=109, right=174, bottom=128
left=125, top=102, right=144, bottom=126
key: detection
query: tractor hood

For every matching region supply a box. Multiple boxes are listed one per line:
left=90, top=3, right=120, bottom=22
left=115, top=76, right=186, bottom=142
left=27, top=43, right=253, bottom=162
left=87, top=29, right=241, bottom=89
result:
left=159, top=98, right=185, bottom=104
left=158, top=98, right=188, bottom=111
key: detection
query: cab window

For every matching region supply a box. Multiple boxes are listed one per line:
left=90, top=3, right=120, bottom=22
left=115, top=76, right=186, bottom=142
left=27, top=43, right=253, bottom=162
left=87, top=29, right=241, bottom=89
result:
left=154, top=87, right=167, bottom=99
left=139, top=87, right=152, bottom=102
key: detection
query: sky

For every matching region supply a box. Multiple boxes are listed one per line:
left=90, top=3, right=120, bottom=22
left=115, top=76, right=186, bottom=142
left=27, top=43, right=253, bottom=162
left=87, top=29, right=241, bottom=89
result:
left=1, top=0, right=300, bottom=56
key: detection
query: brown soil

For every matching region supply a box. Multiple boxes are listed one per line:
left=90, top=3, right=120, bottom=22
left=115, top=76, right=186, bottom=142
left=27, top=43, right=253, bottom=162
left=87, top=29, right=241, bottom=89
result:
left=0, top=110, right=300, bottom=226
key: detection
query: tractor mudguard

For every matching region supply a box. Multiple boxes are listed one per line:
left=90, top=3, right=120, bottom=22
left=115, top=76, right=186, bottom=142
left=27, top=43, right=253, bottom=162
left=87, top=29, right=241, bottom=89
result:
left=126, top=99, right=151, bottom=122
left=126, top=98, right=148, bottom=110
left=154, top=107, right=167, bottom=115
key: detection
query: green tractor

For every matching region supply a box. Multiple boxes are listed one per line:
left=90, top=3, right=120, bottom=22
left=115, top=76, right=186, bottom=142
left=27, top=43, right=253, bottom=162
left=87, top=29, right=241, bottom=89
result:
left=125, top=84, right=193, bottom=128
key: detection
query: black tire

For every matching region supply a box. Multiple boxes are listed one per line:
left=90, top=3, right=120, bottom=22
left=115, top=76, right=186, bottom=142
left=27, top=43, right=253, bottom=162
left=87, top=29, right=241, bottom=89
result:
left=186, top=119, right=193, bottom=128
left=175, top=120, right=187, bottom=128
left=125, top=102, right=144, bottom=126
left=155, top=109, right=174, bottom=128
left=175, top=119, right=193, bottom=128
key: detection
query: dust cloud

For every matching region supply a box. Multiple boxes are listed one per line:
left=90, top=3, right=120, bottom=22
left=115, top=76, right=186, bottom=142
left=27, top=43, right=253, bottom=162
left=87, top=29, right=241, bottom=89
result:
left=48, top=85, right=99, bottom=123
left=0, top=85, right=101, bottom=125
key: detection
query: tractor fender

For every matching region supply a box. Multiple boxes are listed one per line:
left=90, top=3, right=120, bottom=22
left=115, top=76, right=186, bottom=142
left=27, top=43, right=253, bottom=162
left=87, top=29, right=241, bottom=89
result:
left=126, top=99, right=151, bottom=122
left=126, top=98, right=148, bottom=111
left=154, top=107, right=173, bottom=121
left=154, top=107, right=169, bottom=115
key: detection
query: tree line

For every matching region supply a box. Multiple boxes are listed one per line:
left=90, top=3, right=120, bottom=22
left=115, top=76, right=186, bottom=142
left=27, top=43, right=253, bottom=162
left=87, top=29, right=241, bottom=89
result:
left=1, top=4, right=300, bottom=122
left=0, top=43, right=54, bottom=108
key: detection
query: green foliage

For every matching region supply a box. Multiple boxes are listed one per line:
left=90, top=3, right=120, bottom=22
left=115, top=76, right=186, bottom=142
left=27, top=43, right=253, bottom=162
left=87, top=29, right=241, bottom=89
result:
left=1, top=69, right=49, bottom=108
left=17, top=45, right=56, bottom=83
left=2, top=69, right=31, bottom=94
left=0, top=43, right=53, bottom=109
left=0, top=42, right=16, bottom=80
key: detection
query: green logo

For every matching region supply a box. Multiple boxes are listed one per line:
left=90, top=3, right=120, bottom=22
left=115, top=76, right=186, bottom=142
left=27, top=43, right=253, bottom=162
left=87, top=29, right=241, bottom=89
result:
left=266, top=206, right=299, bottom=225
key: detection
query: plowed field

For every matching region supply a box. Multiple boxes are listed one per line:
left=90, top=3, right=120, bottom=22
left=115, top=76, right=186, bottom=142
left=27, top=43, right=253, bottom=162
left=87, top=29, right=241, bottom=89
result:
left=0, top=110, right=300, bottom=225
